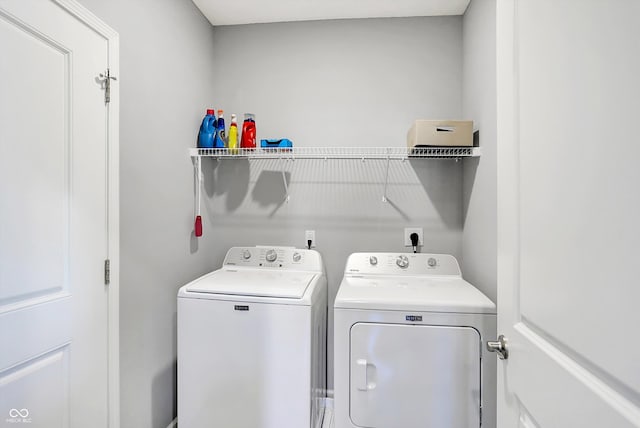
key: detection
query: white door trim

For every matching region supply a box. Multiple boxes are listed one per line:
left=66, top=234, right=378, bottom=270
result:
left=51, top=1, right=120, bottom=427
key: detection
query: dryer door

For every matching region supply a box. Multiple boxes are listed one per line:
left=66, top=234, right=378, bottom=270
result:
left=350, top=323, right=481, bottom=428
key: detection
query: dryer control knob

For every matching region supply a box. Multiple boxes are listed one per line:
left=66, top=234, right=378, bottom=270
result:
left=428, top=257, right=437, bottom=267
left=396, top=255, right=409, bottom=268
left=369, top=256, right=378, bottom=266
left=292, top=252, right=302, bottom=262
left=265, top=249, right=278, bottom=263
left=242, top=250, right=252, bottom=260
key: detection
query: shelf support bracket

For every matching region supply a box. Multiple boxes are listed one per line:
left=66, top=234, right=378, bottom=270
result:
left=194, top=155, right=202, bottom=215
left=382, top=156, right=391, bottom=203
left=281, top=159, right=290, bottom=203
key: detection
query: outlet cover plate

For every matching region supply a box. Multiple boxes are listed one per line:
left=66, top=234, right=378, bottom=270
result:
left=404, top=227, right=423, bottom=247
left=305, top=230, right=316, bottom=248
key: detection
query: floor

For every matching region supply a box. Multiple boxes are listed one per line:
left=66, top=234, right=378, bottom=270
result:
left=321, top=398, right=335, bottom=428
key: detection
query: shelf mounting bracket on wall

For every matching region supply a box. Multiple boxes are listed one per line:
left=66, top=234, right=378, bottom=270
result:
left=382, top=156, right=391, bottom=203
left=281, top=159, right=290, bottom=203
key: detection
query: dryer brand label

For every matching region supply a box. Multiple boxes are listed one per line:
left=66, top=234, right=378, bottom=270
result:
left=406, top=315, right=422, bottom=322
left=234, top=305, right=250, bottom=311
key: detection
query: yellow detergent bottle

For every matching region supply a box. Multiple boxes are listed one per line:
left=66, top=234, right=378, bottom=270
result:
left=228, top=113, right=239, bottom=154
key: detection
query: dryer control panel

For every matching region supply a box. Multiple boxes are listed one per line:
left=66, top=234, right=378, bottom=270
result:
left=223, top=246, right=323, bottom=271
left=344, top=253, right=461, bottom=276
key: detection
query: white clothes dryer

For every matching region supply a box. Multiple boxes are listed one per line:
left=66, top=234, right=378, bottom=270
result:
left=178, top=246, right=327, bottom=428
left=333, top=252, right=496, bottom=428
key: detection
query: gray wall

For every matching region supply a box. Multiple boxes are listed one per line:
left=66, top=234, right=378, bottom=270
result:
left=69, top=4, right=472, bottom=424
left=211, top=18, right=462, bottom=146
left=74, top=0, right=217, bottom=427
left=461, top=0, right=497, bottom=303
left=207, top=17, right=464, bottom=389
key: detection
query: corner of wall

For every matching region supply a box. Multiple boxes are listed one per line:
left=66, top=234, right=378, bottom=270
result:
left=461, top=0, right=498, bottom=303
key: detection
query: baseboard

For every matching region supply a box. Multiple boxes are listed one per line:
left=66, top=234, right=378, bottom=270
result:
left=322, top=395, right=334, bottom=408
left=166, top=418, right=177, bottom=428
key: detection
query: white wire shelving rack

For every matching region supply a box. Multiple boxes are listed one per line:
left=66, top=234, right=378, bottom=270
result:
left=190, top=146, right=481, bottom=203
left=188, top=146, right=480, bottom=160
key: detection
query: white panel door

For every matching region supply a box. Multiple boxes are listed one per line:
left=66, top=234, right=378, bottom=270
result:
left=350, top=323, right=481, bottom=428
left=0, top=1, right=117, bottom=427
left=496, top=0, right=640, bottom=427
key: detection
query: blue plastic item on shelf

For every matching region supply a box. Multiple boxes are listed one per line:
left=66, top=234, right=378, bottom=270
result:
left=260, top=138, right=293, bottom=149
left=197, top=109, right=216, bottom=149
left=214, top=109, right=226, bottom=148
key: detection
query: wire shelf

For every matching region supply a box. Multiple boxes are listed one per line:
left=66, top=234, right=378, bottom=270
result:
left=188, top=146, right=480, bottom=160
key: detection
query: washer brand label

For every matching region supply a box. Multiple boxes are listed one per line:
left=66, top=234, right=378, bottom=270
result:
left=406, top=315, right=422, bottom=322
left=234, top=305, right=249, bottom=311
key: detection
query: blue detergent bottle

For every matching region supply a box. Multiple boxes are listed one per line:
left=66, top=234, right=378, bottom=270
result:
left=214, top=109, right=226, bottom=148
left=197, top=109, right=216, bottom=148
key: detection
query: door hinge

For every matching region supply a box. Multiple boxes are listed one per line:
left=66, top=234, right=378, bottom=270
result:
left=104, top=259, right=110, bottom=285
left=99, top=69, right=117, bottom=104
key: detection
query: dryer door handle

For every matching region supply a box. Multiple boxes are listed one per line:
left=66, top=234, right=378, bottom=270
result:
left=355, top=359, right=368, bottom=391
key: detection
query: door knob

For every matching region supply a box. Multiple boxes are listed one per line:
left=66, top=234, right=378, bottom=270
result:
left=487, top=335, right=509, bottom=360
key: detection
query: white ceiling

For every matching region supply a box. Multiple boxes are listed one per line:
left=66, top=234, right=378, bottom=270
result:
left=192, top=0, right=471, bottom=26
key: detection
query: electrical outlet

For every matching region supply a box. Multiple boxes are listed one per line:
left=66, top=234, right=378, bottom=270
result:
left=404, top=227, right=423, bottom=247
left=305, top=230, right=316, bottom=248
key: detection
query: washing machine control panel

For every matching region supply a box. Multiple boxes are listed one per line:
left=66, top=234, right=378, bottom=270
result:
left=265, top=249, right=278, bottom=262
left=396, top=255, right=409, bottom=268
left=345, top=253, right=462, bottom=276
left=223, top=246, right=323, bottom=271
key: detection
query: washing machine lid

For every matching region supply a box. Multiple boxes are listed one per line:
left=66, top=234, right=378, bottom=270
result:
left=184, top=268, right=317, bottom=299
left=334, top=275, right=496, bottom=314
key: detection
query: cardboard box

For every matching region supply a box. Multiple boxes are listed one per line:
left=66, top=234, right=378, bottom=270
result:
left=407, top=120, right=473, bottom=147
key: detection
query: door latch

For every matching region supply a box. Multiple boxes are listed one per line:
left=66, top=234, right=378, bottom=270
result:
left=99, top=69, right=117, bottom=104
left=487, top=335, right=509, bottom=360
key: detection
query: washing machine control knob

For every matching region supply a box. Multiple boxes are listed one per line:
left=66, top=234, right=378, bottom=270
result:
left=396, top=255, right=409, bottom=268
left=265, top=249, right=278, bottom=263
left=242, top=249, right=252, bottom=260
left=428, top=257, right=437, bottom=267
left=369, top=256, right=378, bottom=266
left=292, top=252, right=302, bottom=262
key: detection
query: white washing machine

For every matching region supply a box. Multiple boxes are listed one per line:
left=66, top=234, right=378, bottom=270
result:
left=333, top=252, right=497, bottom=428
left=178, top=246, right=327, bottom=428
